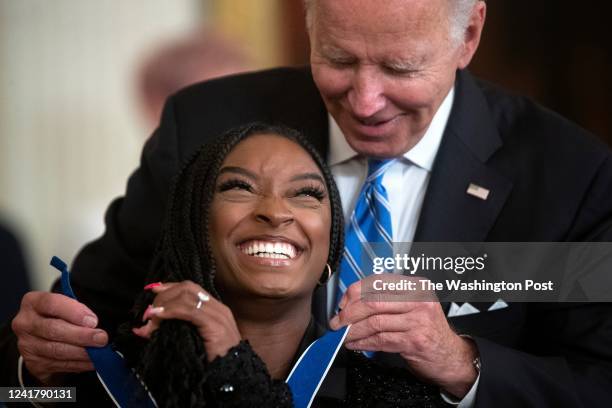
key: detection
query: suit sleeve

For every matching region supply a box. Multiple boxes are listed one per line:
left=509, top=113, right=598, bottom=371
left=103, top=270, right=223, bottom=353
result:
left=474, top=156, right=612, bottom=408
left=473, top=303, right=612, bottom=407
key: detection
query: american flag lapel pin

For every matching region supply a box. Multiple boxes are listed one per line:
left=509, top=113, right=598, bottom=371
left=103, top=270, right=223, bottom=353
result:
left=467, top=183, right=490, bottom=200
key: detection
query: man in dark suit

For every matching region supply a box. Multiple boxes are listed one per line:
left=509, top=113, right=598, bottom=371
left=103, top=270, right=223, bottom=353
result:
left=4, top=0, right=612, bottom=406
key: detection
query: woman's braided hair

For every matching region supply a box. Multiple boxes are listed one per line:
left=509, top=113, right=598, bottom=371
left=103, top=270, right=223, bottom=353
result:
left=117, top=122, right=344, bottom=407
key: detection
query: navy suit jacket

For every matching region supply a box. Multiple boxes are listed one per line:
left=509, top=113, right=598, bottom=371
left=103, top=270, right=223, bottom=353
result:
left=2, top=68, right=612, bottom=406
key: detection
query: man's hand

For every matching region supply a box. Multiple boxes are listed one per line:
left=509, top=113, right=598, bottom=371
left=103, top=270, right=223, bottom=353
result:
left=132, top=281, right=242, bottom=362
left=329, top=277, right=478, bottom=398
left=11, top=292, right=107, bottom=385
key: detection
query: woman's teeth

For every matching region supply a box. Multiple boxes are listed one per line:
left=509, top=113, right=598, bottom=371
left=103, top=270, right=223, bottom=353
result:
left=240, top=240, right=297, bottom=259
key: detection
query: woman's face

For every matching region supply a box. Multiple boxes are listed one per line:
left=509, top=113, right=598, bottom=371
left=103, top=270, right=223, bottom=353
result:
left=209, top=133, right=332, bottom=301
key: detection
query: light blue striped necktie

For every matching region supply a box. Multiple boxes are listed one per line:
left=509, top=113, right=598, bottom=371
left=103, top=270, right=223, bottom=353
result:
left=336, top=159, right=395, bottom=307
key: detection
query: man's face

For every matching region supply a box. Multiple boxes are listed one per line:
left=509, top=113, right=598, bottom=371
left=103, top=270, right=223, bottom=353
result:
left=309, top=0, right=474, bottom=158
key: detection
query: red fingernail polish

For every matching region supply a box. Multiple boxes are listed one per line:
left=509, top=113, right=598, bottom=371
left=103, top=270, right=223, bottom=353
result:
left=144, top=282, right=162, bottom=290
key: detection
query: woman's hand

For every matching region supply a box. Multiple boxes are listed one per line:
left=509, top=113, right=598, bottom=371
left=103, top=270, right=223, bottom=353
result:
left=132, top=281, right=242, bottom=361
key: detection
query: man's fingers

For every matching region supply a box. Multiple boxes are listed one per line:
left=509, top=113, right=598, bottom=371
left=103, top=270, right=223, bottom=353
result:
left=52, top=360, right=95, bottom=373
left=13, top=293, right=103, bottom=384
left=33, top=339, right=91, bottom=361
left=27, top=292, right=99, bottom=328
left=337, top=280, right=362, bottom=310
left=32, top=317, right=107, bottom=347
left=25, top=358, right=95, bottom=379
left=20, top=336, right=95, bottom=383
left=330, top=299, right=417, bottom=329
left=344, top=313, right=416, bottom=343
left=345, top=331, right=406, bottom=354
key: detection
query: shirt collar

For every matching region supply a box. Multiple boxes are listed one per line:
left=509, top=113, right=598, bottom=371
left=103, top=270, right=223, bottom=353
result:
left=327, top=86, right=455, bottom=171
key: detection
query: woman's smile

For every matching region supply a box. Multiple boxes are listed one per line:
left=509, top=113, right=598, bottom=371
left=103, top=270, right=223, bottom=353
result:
left=238, top=238, right=300, bottom=260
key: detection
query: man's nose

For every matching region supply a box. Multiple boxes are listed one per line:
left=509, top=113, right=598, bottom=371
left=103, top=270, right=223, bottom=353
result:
left=254, top=196, right=294, bottom=227
left=347, top=67, right=386, bottom=118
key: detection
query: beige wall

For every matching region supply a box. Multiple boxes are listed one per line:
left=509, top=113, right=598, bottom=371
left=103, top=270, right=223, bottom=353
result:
left=0, top=0, right=201, bottom=290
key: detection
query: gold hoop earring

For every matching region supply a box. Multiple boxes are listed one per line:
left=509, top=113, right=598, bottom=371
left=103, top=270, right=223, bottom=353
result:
left=318, top=263, right=332, bottom=286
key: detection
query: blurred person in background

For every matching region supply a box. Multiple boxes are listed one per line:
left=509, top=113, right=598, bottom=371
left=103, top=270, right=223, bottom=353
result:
left=136, top=28, right=253, bottom=132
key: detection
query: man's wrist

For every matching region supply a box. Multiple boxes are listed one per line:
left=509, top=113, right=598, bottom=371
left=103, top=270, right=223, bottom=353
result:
left=441, top=335, right=480, bottom=398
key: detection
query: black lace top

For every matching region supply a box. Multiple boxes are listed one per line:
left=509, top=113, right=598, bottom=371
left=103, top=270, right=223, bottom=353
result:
left=202, top=325, right=446, bottom=407
left=109, top=319, right=447, bottom=407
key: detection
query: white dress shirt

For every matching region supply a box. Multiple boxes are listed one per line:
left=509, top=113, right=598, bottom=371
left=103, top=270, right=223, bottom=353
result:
left=326, top=87, right=480, bottom=407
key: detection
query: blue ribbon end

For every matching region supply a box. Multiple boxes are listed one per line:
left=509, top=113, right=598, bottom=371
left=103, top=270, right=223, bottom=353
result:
left=50, top=256, right=67, bottom=271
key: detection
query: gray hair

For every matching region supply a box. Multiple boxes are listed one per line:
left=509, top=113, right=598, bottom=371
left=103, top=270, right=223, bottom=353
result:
left=303, top=0, right=479, bottom=46
left=449, top=0, right=479, bottom=44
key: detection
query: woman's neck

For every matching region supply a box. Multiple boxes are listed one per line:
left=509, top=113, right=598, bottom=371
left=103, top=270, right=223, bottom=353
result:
left=231, top=297, right=312, bottom=379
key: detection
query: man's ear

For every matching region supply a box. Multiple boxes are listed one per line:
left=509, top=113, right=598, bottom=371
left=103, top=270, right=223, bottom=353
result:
left=457, top=1, right=487, bottom=69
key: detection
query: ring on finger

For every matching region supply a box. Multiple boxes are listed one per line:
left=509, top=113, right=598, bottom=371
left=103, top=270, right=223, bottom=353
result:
left=195, top=291, right=210, bottom=310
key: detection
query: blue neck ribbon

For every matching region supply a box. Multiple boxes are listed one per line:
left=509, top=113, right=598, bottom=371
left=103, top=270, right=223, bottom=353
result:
left=286, top=324, right=350, bottom=408
left=50, top=256, right=157, bottom=408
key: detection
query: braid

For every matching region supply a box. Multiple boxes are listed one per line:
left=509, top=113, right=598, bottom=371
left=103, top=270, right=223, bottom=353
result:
left=115, top=122, right=344, bottom=407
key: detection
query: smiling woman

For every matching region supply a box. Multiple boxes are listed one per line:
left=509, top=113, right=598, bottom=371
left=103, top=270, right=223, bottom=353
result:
left=113, top=123, right=445, bottom=407
left=209, top=133, right=333, bottom=304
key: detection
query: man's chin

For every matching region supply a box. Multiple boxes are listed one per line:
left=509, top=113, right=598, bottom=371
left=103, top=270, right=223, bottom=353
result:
left=346, top=136, right=412, bottom=158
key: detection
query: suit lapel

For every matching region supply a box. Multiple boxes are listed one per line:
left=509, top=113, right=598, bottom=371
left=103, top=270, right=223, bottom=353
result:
left=414, top=71, right=513, bottom=242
